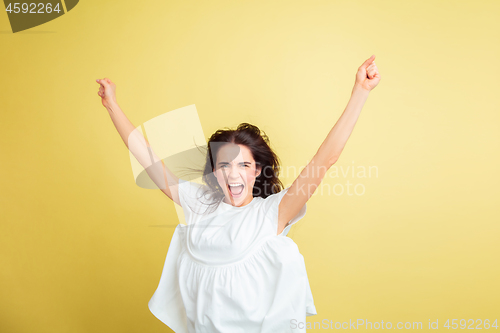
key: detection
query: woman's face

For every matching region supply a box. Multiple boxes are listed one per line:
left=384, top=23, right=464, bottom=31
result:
left=212, top=143, right=261, bottom=207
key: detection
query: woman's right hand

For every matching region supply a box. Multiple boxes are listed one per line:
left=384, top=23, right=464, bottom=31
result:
left=353, top=55, right=381, bottom=92
left=96, top=78, right=117, bottom=109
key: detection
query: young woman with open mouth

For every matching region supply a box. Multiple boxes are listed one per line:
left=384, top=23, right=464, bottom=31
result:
left=96, top=54, right=380, bottom=333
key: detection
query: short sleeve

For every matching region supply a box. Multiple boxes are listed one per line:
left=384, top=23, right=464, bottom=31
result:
left=177, top=179, right=211, bottom=224
left=267, top=186, right=307, bottom=237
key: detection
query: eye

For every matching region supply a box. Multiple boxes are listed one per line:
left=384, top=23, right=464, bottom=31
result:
left=221, top=165, right=229, bottom=169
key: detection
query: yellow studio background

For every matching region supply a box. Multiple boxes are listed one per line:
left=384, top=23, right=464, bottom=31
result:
left=1, top=0, right=499, bottom=332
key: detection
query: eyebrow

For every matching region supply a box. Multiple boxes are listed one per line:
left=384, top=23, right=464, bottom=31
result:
left=217, top=161, right=252, bottom=166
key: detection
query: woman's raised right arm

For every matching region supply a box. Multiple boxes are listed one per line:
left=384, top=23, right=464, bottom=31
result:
left=96, top=78, right=181, bottom=205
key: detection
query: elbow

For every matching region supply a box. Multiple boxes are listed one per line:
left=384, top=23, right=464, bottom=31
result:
left=328, top=155, right=339, bottom=167
left=313, top=153, right=339, bottom=168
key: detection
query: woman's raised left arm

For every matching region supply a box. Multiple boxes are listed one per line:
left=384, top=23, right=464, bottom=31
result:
left=277, top=55, right=381, bottom=235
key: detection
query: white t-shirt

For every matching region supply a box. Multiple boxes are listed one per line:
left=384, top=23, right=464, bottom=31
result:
left=148, top=179, right=317, bottom=332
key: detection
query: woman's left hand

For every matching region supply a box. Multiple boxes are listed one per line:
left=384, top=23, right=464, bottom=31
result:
left=354, top=55, right=381, bottom=92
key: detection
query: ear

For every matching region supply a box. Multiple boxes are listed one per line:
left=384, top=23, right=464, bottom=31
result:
left=256, top=165, right=262, bottom=177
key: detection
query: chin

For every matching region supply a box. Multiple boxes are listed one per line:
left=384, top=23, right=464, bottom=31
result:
left=225, top=188, right=249, bottom=204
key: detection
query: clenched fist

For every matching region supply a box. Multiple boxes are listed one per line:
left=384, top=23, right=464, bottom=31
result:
left=354, top=55, right=381, bottom=92
left=96, top=78, right=117, bottom=109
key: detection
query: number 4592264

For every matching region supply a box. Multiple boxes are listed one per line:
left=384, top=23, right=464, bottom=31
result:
left=5, top=2, right=62, bottom=14
left=443, top=319, right=498, bottom=329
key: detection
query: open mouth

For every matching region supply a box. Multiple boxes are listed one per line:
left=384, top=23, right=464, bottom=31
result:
left=227, top=183, right=245, bottom=197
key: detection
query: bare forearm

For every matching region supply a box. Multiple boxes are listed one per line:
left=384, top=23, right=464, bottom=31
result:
left=315, top=84, right=370, bottom=166
left=105, top=101, right=137, bottom=150
left=104, top=101, right=179, bottom=192
left=104, top=101, right=162, bottom=169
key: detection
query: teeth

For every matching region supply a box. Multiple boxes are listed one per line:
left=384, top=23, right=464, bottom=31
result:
left=228, top=183, right=244, bottom=187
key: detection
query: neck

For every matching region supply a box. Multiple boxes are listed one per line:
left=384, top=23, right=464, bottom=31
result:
left=224, top=195, right=254, bottom=207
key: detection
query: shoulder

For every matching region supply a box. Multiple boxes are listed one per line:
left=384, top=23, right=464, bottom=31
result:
left=261, top=187, right=307, bottom=236
left=178, top=179, right=218, bottom=210
left=261, top=187, right=291, bottom=210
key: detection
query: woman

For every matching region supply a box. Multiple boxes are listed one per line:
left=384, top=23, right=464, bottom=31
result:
left=96, top=55, right=380, bottom=332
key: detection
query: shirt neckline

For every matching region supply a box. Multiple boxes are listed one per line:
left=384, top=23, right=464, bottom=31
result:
left=219, top=196, right=258, bottom=209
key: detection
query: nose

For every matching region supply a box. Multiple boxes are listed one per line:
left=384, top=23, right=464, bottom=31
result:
left=225, top=165, right=243, bottom=181
left=227, top=165, right=239, bottom=178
